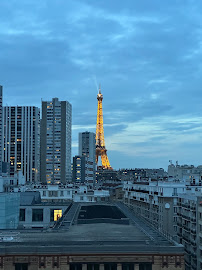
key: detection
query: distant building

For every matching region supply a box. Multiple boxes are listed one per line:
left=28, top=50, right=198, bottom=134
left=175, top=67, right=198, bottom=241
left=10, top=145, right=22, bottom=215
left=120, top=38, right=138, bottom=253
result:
left=96, top=169, right=118, bottom=183
left=0, top=86, right=2, bottom=174
left=72, top=155, right=95, bottom=186
left=0, top=171, right=25, bottom=192
left=72, top=155, right=86, bottom=183
left=168, top=162, right=202, bottom=184
left=79, top=131, right=96, bottom=160
left=78, top=131, right=96, bottom=185
left=117, top=168, right=166, bottom=182
left=40, top=98, right=72, bottom=184
left=2, top=106, right=40, bottom=182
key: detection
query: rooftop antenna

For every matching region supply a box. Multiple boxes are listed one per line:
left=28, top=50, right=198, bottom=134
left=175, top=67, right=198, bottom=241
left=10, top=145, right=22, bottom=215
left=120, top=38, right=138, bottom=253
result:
left=99, top=83, right=101, bottom=94
left=93, top=75, right=99, bottom=92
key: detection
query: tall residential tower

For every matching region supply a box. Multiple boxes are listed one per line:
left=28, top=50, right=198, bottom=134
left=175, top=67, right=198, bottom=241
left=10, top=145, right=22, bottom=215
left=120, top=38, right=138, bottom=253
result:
left=2, top=106, right=40, bottom=182
left=79, top=131, right=96, bottom=161
left=73, top=131, right=96, bottom=185
left=40, top=98, right=72, bottom=184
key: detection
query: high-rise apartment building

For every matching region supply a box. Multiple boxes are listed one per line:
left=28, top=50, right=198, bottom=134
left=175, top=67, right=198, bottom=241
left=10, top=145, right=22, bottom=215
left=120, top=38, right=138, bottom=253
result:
left=72, top=155, right=86, bottom=183
left=79, top=131, right=96, bottom=185
left=79, top=131, right=96, bottom=160
left=2, top=106, right=40, bottom=182
left=0, top=86, right=2, bottom=174
left=40, top=98, right=72, bottom=184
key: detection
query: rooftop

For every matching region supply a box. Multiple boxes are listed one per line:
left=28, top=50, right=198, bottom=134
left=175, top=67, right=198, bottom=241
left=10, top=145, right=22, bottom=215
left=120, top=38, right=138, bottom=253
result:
left=0, top=202, right=184, bottom=256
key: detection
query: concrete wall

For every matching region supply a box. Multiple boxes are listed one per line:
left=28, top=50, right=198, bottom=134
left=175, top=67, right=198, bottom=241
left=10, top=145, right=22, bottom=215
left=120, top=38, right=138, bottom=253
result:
left=0, top=193, right=20, bottom=229
left=19, top=205, right=69, bottom=229
left=0, top=255, right=185, bottom=270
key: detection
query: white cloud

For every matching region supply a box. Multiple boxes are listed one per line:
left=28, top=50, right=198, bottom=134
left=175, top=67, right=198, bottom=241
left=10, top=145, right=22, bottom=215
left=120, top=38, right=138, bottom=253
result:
left=105, top=115, right=202, bottom=158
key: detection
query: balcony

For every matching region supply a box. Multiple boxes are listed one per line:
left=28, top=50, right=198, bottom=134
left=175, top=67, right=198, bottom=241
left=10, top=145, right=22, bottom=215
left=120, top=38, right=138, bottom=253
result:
left=190, top=217, right=196, bottom=223
left=183, top=224, right=190, bottom=232
left=181, top=214, right=190, bottom=220
left=190, top=240, right=197, bottom=246
left=191, top=228, right=196, bottom=234
left=184, top=247, right=191, bottom=255
left=182, top=234, right=190, bottom=243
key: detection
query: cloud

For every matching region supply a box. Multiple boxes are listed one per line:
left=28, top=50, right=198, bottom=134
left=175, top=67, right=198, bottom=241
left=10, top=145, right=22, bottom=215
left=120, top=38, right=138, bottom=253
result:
left=106, top=115, right=202, bottom=161
left=1, top=0, right=202, bottom=168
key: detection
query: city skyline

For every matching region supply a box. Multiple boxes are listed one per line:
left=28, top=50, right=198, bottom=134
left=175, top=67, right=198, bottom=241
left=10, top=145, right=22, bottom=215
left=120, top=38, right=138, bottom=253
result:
left=1, top=1, right=202, bottom=169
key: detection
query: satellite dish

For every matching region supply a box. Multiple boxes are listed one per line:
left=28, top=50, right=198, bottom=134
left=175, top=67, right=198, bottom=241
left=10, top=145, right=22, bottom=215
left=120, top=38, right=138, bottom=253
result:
left=165, top=203, right=170, bottom=209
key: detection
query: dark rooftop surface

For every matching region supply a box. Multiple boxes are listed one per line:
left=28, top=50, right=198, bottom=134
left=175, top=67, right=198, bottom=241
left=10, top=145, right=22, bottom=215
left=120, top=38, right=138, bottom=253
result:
left=0, top=202, right=184, bottom=255
left=78, top=205, right=126, bottom=220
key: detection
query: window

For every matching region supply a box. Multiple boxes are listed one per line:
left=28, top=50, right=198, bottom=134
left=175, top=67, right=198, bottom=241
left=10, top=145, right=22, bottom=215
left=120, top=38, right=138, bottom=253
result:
left=104, top=264, right=117, bottom=270
left=50, top=209, right=62, bottom=221
left=139, top=264, right=152, bottom=270
left=19, top=209, right=25, bottom=221
left=15, top=264, right=28, bottom=270
left=70, top=264, right=82, bottom=270
left=87, top=265, right=99, bottom=270
left=32, top=209, right=43, bottom=222
left=122, top=264, right=134, bottom=270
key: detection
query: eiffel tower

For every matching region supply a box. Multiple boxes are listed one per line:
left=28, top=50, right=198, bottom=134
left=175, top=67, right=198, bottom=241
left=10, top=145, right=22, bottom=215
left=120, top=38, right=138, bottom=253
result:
left=96, top=86, right=112, bottom=170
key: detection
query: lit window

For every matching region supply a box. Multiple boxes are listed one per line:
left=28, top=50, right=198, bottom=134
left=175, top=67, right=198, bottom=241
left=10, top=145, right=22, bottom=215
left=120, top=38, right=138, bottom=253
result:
left=54, top=210, right=62, bottom=221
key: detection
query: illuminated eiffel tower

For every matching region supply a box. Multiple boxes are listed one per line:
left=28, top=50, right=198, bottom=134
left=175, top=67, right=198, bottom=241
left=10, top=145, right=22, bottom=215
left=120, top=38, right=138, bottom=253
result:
left=96, top=86, right=112, bottom=170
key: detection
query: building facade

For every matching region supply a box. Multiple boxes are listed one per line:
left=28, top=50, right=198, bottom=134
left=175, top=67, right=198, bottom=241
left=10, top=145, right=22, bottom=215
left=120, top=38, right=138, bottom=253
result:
left=79, top=131, right=96, bottom=160
left=0, top=85, right=2, bottom=174
left=123, top=180, right=186, bottom=241
left=177, top=193, right=202, bottom=270
left=72, top=155, right=86, bottom=183
left=40, top=98, right=72, bottom=184
left=0, top=202, right=185, bottom=270
left=2, top=106, right=40, bottom=182
left=78, top=131, right=96, bottom=185
left=72, top=155, right=94, bottom=185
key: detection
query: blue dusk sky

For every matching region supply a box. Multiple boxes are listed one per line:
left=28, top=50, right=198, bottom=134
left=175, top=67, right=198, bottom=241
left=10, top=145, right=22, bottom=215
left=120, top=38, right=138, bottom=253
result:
left=1, top=0, right=202, bottom=170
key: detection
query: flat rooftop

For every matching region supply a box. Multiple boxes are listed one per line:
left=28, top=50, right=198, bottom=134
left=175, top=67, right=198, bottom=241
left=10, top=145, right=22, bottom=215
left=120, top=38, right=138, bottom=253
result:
left=0, top=202, right=184, bottom=256
left=78, top=205, right=126, bottom=219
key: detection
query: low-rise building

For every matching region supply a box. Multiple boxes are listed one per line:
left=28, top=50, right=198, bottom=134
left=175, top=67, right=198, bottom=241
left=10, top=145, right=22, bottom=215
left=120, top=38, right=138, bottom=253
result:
left=0, top=202, right=185, bottom=270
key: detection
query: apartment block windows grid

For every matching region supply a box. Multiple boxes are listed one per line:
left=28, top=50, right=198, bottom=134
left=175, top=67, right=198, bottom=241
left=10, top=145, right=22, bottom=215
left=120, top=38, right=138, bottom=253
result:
left=2, top=106, right=40, bottom=182
left=41, top=98, right=72, bottom=184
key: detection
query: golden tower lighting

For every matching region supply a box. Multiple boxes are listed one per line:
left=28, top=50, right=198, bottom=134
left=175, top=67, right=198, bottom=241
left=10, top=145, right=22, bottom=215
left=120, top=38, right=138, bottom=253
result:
left=95, top=86, right=112, bottom=170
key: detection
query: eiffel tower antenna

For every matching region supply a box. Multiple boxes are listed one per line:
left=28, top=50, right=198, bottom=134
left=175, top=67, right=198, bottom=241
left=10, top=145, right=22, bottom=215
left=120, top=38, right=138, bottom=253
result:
left=95, top=86, right=112, bottom=170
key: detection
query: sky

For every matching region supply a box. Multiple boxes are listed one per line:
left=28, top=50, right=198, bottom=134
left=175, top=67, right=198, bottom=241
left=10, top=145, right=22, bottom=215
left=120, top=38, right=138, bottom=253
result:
left=1, top=0, right=202, bottom=170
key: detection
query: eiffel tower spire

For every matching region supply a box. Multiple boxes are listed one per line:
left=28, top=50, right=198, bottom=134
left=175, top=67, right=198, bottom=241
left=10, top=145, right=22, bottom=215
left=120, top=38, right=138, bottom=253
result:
left=95, top=85, right=112, bottom=170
